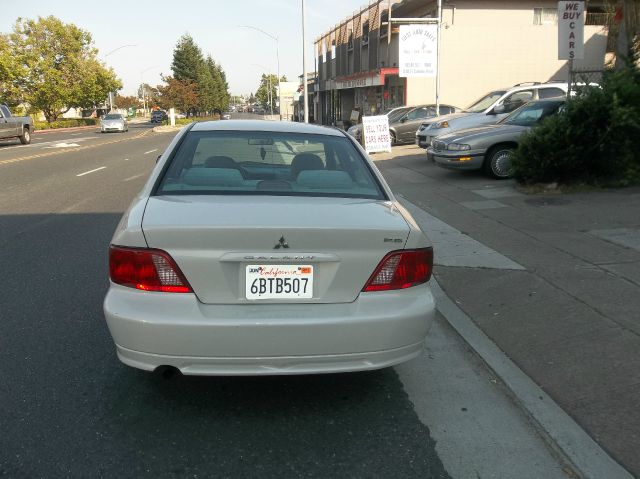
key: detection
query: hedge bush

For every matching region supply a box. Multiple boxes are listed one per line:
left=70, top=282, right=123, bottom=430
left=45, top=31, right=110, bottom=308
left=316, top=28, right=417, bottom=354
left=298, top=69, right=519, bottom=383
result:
left=174, top=115, right=219, bottom=126
left=34, top=118, right=98, bottom=130
left=510, top=65, right=640, bottom=186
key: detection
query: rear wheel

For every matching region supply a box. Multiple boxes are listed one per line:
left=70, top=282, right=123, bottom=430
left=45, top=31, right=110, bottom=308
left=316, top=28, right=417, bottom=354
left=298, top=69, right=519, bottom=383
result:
left=19, top=128, right=31, bottom=145
left=484, top=146, right=514, bottom=179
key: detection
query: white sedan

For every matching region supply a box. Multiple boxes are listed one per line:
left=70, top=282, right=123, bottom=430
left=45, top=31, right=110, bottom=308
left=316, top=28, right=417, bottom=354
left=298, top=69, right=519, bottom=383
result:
left=104, top=120, right=435, bottom=376
left=100, top=113, right=128, bottom=133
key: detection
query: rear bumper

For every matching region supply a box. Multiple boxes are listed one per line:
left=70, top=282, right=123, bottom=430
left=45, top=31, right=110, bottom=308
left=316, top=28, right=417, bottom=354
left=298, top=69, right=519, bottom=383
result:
left=103, top=283, right=435, bottom=375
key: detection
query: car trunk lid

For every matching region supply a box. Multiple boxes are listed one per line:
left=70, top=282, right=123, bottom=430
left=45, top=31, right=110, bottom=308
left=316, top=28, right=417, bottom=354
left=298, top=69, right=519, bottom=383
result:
left=141, top=195, right=411, bottom=304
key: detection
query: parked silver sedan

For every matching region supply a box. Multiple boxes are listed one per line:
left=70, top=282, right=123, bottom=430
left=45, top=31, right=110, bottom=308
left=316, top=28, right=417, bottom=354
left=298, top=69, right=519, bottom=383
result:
left=100, top=113, right=128, bottom=133
left=104, top=120, right=435, bottom=376
left=429, top=98, right=565, bottom=178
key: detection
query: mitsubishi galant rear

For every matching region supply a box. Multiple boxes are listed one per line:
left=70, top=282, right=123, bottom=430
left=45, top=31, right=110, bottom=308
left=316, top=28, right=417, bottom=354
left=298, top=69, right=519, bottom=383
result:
left=103, top=120, right=435, bottom=375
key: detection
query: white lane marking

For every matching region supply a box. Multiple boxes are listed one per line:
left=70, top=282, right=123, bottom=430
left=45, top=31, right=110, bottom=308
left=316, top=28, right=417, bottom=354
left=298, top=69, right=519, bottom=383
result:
left=123, top=158, right=130, bottom=161
left=70, top=132, right=83, bottom=136
left=76, top=166, right=106, bottom=177
left=124, top=174, right=144, bottom=182
left=0, top=137, right=89, bottom=150
left=144, top=149, right=158, bottom=155
left=398, top=197, right=524, bottom=270
left=44, top=142, right=81, bottom=149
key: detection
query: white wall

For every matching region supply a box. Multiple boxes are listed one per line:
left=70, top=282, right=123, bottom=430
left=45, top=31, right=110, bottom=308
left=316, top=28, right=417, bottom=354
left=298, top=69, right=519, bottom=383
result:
left=406, top=0, right=607, bottom=108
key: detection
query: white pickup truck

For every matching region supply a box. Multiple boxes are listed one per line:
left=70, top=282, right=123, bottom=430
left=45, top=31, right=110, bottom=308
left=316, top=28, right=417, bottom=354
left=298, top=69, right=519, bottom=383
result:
left=0, top=104, right=33, bottom=144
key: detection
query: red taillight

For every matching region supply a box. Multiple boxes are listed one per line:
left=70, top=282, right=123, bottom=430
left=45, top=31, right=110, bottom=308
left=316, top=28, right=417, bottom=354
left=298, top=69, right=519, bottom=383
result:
left=109, top=245, right=192, bottom=293
left=363, top=248, right=433, bottom=292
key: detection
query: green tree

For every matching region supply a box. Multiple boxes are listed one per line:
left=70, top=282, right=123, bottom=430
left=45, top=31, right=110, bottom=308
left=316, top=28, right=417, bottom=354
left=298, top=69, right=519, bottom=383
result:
left=171, top=34, right=204, bottom=83
left=1, top=16, right=121, bottom=122
left=206, top=55, right=230, bottom=112
left=255, top=74, right=284, bottom=111
left=196, top=62, right=216, bottom=115
left=0, top=33, right=22, bottom=107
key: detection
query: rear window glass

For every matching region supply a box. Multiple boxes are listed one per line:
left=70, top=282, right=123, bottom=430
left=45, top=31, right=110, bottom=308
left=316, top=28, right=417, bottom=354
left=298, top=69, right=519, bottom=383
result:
left=155, top=130, right=386, bottom=200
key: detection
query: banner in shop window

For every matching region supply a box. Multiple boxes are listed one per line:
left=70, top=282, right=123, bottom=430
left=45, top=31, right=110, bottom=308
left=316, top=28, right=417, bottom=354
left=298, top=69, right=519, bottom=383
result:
left=362, top=115, right=391, bottom=154
left=399, top=24, right=438, bottom=77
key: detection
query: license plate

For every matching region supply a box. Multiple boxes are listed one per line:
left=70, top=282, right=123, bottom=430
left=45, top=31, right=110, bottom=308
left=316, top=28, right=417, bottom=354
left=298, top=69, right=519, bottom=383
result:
left=246, top=265, right=313, bottom=300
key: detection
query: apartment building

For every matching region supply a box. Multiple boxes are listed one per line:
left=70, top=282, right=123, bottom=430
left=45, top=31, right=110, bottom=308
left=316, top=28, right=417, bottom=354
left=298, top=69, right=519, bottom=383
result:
left=314, top=0, right=609, bottom=127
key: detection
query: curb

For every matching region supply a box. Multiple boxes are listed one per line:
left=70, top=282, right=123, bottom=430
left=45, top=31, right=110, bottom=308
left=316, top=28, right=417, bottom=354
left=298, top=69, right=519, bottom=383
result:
left=152, top=125, right=183, bottom=133
left=431, top=279, right=634, bottom=479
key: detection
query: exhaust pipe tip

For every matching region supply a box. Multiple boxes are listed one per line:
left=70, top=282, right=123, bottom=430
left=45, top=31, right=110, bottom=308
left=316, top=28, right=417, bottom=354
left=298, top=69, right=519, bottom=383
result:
left=154, top=365, right=181, bottom=380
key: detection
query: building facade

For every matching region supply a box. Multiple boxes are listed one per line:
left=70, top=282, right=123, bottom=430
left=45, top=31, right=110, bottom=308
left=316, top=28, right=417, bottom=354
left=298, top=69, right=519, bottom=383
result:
left=315, top=0, right=609, bottom=128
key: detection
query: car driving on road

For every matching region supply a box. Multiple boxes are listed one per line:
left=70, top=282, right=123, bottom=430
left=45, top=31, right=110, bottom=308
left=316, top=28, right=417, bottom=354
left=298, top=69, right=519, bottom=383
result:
left=0, top=104, right=33, bottom=144
left=415, top=82, right=568, bottom=149
left=151, top=110, right=168, bottom=123
left=100, top=113, right=128, bottom=133
left=104, top=120, right=435, bottom=376
left=429, top=98, right=566, bottom=178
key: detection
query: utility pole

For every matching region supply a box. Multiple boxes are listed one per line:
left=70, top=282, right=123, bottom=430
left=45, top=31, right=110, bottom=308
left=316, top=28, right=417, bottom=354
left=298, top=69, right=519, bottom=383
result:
left=436, top=0, right=442, bottom=116
left=302, top=0, right=309, bottom=123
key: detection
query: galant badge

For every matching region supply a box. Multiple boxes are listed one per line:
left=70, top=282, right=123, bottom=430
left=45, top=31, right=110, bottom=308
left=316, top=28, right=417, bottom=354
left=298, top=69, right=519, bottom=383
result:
left=274, top=236, right=290, bottom=249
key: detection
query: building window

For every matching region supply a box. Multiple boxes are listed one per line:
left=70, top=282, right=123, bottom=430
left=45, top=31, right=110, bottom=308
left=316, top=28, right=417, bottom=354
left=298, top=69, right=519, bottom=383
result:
left=362, top=21, right=369, bottom=46
left=380, top=9, right=389, bottom=38
left=347, top=30, right=353, bottom=51
left=534, top=8, right=558, bottom=25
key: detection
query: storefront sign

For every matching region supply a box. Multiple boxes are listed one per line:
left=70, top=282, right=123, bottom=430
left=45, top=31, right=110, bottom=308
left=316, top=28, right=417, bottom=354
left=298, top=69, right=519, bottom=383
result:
left=362, top=115, right=391, bottom=153
left=399, top=24, right=438, bottom=77
left=336, top=74, right=381, bottom=90
left=558, top=1, right=584, bottom=60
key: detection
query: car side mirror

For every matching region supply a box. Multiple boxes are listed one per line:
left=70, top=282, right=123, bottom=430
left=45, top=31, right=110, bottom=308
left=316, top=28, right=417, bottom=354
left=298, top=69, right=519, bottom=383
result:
left=492, top=104, right=506, bottom=115
left=400, top=116, right=407, bottom=123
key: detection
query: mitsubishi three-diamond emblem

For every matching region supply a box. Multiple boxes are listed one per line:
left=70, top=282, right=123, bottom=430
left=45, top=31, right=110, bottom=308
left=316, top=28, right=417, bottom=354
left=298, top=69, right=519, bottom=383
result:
left=274, top=236, right=290, bottom=249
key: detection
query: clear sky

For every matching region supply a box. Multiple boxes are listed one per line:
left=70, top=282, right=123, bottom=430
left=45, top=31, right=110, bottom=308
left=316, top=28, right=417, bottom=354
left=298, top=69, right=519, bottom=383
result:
left=1, top=0, right=368, bottom=97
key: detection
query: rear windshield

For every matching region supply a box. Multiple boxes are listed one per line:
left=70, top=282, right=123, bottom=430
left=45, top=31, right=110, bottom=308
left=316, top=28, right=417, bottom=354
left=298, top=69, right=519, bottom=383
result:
left=155, top=130, right=386, bottom=199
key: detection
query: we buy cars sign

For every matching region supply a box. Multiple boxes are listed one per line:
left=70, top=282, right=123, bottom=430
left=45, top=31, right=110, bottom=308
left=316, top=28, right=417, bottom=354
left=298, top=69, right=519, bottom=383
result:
left=558, top=1, right=584, bottom=60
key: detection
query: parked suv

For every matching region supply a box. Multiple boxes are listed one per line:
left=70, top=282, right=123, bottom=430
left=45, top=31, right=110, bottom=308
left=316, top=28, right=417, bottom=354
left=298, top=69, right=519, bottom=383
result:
left=150, top=110, right=168, bottom=123
left=415, top=82, right=568, bottom=149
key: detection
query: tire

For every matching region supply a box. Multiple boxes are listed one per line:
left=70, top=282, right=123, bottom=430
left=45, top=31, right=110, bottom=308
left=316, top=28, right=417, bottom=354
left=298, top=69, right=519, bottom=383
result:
left=390, top=131, right=397, bottom=146
left=19, top=128, right=31, bottom=145
left=484, top=146, right=514, bottom=179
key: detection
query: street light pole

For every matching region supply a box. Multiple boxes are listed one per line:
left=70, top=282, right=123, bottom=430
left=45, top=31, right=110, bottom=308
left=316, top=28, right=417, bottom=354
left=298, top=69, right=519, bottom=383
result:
left=103, top=44, right=137, bottom=112
left=140, top=65, right=160, bottom=118
left=302, top=0, right=309, bottom=123
left=238, top=25, right=281, bottom=120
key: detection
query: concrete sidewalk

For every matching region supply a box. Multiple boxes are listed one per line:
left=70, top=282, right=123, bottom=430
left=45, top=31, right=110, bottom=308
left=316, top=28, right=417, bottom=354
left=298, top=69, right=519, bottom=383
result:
left=372, top=146, right=640, bottom=478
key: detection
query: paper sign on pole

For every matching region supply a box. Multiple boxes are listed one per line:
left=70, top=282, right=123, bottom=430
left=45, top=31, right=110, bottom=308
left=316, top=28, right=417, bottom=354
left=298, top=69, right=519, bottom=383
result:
left=399, top=24, right=438, bottom=77
left=362, top=115, right=391, bottom=153
left=558, top=1, right=584, bottom=60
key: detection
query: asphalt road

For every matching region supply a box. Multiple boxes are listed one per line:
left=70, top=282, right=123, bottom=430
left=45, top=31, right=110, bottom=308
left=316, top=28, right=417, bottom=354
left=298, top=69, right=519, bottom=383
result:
left=0, top=120, right=570, bottom=478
